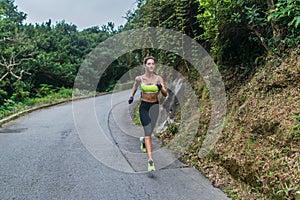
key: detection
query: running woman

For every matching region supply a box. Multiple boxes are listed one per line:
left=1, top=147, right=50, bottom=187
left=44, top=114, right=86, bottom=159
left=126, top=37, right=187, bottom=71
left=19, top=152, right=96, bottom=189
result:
left=128, top=56, right=167, bottom=171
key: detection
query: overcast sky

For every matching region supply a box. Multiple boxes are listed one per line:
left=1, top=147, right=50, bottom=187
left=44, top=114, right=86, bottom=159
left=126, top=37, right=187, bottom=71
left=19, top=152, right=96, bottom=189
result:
left=14, top=0, right=137, bottom=30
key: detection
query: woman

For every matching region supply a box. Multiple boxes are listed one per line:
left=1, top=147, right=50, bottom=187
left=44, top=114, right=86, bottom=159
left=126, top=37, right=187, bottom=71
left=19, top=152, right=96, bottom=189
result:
left=128, top=56, right=167, bottom=171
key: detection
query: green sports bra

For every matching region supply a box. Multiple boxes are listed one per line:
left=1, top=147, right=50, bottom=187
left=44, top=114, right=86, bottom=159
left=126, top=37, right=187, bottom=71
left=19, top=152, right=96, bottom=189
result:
left=140, top=75, right=159, bottom=94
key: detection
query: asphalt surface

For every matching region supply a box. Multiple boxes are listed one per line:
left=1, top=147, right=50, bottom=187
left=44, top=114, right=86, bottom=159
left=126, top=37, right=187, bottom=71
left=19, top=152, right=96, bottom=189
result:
left=0, top=90, right=230, bottom=200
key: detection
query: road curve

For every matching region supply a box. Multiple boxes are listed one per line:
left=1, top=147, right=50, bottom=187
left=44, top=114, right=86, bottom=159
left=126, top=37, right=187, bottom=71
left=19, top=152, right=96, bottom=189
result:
left=0, top=90, right=230, bottom=200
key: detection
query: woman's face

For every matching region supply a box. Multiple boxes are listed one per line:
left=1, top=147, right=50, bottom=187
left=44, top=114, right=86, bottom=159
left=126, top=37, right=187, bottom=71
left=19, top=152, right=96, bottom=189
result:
left=145, top=58, right=155, bottom=72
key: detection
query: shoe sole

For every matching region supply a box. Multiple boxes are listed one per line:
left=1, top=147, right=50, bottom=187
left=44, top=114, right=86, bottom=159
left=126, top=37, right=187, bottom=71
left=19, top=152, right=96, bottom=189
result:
left=148, top=160, right=155, bottom=171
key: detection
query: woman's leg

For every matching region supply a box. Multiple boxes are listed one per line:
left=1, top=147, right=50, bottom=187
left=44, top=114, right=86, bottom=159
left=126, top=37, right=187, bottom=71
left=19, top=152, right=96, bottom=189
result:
left=139, top=101, right=152, bottom=158
left=145, top=103, right=159, bottom=161
left=149, top=103, right=159, bottom=135
left=145, top=136, right=155, bottom=171
left=144, top=136, right=152, bottom=160
left=139, top=101, right=158, bottom=170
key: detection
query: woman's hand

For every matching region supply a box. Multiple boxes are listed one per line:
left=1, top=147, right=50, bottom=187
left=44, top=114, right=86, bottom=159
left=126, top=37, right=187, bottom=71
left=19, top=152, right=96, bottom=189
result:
left=128, top=96, right=134, bottom=104
left=156, top=81, right=162, bottom=90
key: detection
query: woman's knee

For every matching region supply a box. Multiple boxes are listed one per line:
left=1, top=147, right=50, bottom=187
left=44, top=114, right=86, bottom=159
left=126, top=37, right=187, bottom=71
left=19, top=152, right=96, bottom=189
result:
left=144, top=136, right=151, bottom=140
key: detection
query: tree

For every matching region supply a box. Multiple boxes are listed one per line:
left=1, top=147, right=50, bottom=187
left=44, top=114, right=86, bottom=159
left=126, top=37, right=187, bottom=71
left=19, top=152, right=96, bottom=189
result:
left=0, top=0, right=35, bottom=103
left=197, top=0, right=300, bottom=65
left=0, top=0, right=31, bottom=81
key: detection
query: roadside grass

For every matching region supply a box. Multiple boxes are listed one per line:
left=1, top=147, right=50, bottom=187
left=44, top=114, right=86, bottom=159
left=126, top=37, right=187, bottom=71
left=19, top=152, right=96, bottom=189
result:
left=0, top=81, right=124, bottom=126
left=0, top=87, right=73, bottom=123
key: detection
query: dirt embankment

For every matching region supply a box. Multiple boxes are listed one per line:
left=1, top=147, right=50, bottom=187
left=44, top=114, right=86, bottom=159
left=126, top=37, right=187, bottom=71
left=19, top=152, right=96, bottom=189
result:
left=200, top=52, right=299, bottom=199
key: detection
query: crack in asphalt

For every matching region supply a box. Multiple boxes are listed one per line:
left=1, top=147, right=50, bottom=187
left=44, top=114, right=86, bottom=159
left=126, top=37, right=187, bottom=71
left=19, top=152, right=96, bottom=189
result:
left=0, top=128, right=28, bottom=133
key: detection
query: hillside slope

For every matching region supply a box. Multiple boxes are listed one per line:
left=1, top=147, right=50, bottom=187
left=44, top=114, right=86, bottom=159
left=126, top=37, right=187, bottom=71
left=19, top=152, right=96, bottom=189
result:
left=157, top=52, right=300, bottom=199
left=198, top=52, right=299, bottom=199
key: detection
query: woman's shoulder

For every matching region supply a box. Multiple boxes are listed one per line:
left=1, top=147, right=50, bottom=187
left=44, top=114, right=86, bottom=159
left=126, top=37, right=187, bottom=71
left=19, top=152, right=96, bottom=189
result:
left=135, top=76, right=142, bottom=82
left=156, top=74, right=163, bottom=80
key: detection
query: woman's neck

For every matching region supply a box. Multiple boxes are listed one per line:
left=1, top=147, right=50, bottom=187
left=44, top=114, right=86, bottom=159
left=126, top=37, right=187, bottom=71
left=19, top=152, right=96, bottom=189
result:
left=144, top=71, right=154, bottom=78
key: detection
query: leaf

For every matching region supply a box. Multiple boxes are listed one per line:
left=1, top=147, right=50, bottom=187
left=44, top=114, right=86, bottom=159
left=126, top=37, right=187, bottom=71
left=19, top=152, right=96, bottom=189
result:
left=293, top=16, right=300, bottom=28
left=276, top=189, right=284, bottom=194
left=289, top=16, right=299, bottom=28
left=267, top=15, right=273, bottom=22
left=287, top=187, right=295, bottom=192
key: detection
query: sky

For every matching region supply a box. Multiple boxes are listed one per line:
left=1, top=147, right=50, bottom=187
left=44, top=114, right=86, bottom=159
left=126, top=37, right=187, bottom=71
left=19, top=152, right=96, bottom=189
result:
left=14, top=0, right=137, bottom=30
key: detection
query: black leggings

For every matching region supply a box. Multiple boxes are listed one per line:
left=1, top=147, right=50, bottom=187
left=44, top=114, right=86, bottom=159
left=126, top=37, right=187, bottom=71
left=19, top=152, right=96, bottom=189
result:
left=139, top=101, right=159, bottom=137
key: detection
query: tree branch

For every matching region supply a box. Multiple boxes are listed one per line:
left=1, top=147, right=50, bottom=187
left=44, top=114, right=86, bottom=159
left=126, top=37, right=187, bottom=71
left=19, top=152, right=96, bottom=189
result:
left=0, top=37, right=16, bottom=43
left=9, top=70, right=22, bottom=80
left=0, top=54, right=32, bottom=82
left=0, top=55, right=8, bottom=69
left=0, top=72, right=9, bottom=82
left=10, top=58, right=31, bottom=68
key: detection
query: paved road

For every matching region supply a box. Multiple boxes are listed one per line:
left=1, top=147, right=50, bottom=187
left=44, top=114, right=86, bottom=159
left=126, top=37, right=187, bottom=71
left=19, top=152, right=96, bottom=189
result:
left=0, top=90, right=230, bottom=200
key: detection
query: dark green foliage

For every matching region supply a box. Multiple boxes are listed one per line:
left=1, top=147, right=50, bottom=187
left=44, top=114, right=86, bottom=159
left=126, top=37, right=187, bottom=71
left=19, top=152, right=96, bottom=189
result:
left=197, top=0, right=299, bottom=63
left=123, top=0, right=203, bottom=70
left=0, top=0, right=117, bottom=106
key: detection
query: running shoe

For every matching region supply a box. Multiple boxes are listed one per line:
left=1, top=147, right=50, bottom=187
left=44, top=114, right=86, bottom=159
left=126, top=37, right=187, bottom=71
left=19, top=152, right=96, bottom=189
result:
left=140, top=137, right=146, bottom=153
left=148, top=160, right=155, bottom=171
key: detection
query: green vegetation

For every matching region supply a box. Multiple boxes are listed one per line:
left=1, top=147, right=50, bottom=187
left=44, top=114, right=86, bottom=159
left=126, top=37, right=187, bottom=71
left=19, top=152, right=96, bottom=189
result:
left=1, top=0, right=299, bottom=199
left=0, top=85, right=72, bottom=121
left=133, top=100, right=142, bottom=126
left=123, top=0, right=299, bottom=199
left=0, top=0, right=125, bottom=116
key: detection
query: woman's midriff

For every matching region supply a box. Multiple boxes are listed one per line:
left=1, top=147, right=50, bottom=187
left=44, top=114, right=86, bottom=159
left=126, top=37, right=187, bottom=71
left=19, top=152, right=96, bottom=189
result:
left=141, top=93, right=159, bottom=103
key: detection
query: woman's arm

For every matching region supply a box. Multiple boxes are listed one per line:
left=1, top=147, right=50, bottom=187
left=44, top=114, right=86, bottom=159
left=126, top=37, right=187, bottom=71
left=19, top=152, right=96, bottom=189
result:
left=158, top=76, right=167, bottom=97
left=130, top=76, right=140, bottom=97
